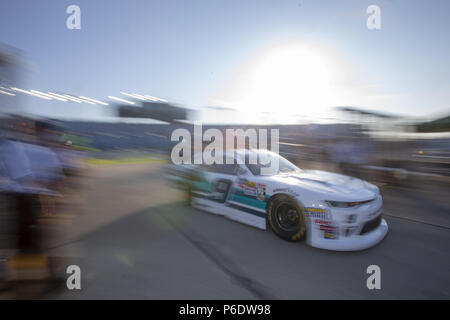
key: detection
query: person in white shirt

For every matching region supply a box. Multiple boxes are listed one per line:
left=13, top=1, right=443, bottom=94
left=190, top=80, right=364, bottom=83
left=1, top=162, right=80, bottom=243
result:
left=0, top=119, right=63, bottom=255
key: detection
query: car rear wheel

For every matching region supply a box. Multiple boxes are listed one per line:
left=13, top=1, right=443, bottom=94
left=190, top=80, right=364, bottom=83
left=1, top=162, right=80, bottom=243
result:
left=267, top=195, right=306, bottom=242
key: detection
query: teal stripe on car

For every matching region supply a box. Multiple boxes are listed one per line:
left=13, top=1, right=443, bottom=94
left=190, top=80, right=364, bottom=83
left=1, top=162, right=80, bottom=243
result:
left=230, top=193, right=267, bottom=210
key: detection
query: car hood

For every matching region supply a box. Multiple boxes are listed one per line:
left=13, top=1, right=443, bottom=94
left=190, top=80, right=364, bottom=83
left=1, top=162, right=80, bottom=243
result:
left=273, top=170, right=379, bottom=201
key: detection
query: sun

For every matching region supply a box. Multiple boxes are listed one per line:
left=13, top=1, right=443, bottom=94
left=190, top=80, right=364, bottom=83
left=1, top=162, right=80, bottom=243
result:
left=238, top=45, right=336, bottom=121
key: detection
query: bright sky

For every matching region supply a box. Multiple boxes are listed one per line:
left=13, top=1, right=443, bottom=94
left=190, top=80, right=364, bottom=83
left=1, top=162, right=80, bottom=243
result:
left=1, top=0, right=449, bottom=122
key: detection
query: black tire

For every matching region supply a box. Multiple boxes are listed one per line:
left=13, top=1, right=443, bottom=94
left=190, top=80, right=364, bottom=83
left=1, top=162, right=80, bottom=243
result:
left=267, top=195, right=306, bottom=242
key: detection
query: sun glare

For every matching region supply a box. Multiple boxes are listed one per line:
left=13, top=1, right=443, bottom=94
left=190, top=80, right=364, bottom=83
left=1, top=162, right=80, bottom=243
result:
left=239, top=45, right=336, bottom=121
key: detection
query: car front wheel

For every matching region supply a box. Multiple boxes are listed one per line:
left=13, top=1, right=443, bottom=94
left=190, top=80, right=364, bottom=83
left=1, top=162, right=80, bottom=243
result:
left=267, top=195, right=306, bottom=242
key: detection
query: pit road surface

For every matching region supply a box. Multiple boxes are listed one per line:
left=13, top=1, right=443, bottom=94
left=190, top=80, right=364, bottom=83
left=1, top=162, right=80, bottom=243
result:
left=46, top=163, right=450, bottom=299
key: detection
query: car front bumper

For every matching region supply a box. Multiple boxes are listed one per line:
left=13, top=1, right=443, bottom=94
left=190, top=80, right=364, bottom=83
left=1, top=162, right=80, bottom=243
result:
left=308, top=218, right=388, bottom=251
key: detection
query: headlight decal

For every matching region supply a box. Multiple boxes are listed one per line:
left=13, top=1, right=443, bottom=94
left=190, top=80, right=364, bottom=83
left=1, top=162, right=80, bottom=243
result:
left=325, top=199, right=374, bottom=208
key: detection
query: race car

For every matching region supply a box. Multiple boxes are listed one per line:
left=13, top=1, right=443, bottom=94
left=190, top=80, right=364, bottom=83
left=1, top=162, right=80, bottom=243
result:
left=167, top=149, right=388, bottom=251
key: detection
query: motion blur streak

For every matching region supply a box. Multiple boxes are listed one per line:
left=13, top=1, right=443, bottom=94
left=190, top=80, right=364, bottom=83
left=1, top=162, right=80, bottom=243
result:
left=30, top=90, right=65, bottom=101
left=0, top=90, right=15, bottom=96
left=78, top=96, right=109, bottom=106
left=107, top=96, right=136, bottom=105
left=10, top=88, right=52, bottom=100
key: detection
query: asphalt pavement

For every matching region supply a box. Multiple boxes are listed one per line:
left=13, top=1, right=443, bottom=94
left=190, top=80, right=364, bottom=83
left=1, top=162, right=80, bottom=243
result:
left=43, top=163, right=450, bottom=299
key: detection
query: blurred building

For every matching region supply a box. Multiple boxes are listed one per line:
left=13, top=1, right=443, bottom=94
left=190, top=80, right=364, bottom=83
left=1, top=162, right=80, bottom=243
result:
left=118, top=101, right=191, bottom=123
left=416, top=115, right=450, bottom=133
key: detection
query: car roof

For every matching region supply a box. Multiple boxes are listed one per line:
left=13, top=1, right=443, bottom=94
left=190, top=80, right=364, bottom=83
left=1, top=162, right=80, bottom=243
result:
left=199, top=149, right=276, bottom=163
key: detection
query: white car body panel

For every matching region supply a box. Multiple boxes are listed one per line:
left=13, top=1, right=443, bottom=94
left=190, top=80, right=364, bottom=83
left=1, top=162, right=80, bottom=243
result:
left=192, top=197, right=266, bottom=230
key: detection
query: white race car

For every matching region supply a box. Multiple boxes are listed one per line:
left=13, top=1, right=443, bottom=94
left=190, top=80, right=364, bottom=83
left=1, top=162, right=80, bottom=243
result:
left=167, top=149, right=388, bottom=251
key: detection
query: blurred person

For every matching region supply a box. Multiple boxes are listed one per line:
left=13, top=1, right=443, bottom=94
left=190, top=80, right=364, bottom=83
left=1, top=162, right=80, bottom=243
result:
left=327, top=136, right=370, bottom=178
left=0, top=116, right=64, bottom=295
left=35, top=120, right=86, bottom=220
left=36, top=121, right=87, bottom=175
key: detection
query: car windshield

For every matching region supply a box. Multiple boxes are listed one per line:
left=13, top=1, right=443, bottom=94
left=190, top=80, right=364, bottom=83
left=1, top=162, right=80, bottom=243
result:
left=244, top=151, right=301, bottom=176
